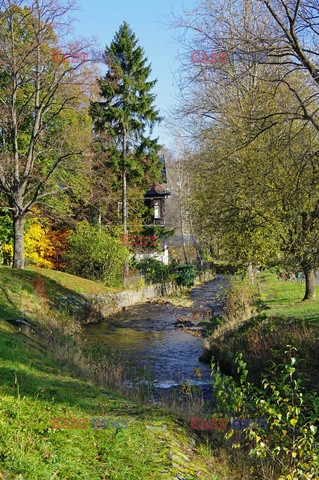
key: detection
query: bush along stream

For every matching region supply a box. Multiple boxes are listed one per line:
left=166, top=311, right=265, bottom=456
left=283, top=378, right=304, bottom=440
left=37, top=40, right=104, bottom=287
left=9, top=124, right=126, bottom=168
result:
left=197, top=272, right=319, bottom=480
left=208, top=350, right=319, bottom=479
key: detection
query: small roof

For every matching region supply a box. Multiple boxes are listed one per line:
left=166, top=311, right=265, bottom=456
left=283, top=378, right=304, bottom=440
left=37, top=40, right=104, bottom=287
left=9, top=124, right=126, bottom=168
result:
left=145, top=183, right=171, bottom=196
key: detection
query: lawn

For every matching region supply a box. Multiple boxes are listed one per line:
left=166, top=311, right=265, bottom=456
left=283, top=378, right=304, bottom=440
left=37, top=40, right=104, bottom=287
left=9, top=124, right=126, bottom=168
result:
left=258, top=270, right=319, bottom=324
left=0, top=266, right=121, bottom=326
left=27, top=266, right=122, bottom=294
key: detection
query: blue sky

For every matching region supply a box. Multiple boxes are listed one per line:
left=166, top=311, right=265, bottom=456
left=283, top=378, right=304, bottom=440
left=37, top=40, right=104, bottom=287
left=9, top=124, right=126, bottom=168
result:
left=71, top=0, right=195, bottom=148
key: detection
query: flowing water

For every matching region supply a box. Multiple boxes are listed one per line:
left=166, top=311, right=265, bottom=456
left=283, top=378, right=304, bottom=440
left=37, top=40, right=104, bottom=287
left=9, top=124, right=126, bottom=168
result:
left=84, top=275, right=228, bottom=398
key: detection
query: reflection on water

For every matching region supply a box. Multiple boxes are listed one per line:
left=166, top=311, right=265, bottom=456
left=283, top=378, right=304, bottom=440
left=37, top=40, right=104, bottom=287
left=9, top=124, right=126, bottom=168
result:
left=84, top=275, right=227, bottom=395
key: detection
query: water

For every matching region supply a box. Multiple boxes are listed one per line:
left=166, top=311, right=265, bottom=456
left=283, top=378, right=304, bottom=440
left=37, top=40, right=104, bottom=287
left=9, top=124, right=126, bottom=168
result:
left=84, top=275, right=228, bottom=398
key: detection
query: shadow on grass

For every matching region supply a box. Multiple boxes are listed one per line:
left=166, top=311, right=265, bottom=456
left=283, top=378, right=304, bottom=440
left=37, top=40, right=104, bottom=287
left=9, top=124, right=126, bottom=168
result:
left=0, top=317, right=162, bottom=422
left=0, top=366, right=162, bottom=419
left=0, top=287, right=19, bottom=320
left=0, top=332, right=156, bottom=418
left=0, top=266, right=91, bottom=322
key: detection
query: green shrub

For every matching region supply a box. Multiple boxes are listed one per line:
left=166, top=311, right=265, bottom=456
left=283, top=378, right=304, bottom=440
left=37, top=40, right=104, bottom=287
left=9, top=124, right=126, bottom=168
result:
left=65, top=222, right=129, bottom=286
left=211, top=348, right=319, bottom=479
left=173, top=263, right=198, bottom=287
left=136, top=258, right=173, bottom=284
left=223, top=276, right=259, bottom=322
left=213, top=261, right=239, bottom=274
left=202, top=277, right=261, bottom=368
left=136, top=259, right=198, bottom=286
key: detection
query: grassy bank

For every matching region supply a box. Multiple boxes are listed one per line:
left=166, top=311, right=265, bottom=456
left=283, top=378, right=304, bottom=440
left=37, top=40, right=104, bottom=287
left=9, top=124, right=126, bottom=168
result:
left=0, top=266, right=118, bottom=325
left=0, top=267, right=237, bottom=479
left=203, top=271, right=319, bottom=389
left=0, top=318, right=225, bottom=479
left=199, top=271, right=319, bottom=479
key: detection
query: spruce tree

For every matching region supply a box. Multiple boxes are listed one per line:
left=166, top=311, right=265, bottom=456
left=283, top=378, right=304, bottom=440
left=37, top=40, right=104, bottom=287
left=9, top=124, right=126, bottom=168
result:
left=90, top=22, right=162, bottom=233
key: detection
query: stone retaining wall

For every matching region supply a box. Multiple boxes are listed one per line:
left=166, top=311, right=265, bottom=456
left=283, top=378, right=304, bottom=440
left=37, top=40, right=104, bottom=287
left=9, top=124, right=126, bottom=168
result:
left=85, top=269, right=215, bottom=322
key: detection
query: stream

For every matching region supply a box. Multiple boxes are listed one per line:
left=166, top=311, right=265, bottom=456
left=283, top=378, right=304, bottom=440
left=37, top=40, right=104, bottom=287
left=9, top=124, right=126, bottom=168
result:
left=84, top=275, right=228, bottom=400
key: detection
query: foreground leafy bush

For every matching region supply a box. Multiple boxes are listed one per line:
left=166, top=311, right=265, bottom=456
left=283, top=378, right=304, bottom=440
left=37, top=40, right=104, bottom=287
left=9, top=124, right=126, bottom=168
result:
left=211, top=347, right=319, bottom=479
left=66, top=222, right=129, bottom=286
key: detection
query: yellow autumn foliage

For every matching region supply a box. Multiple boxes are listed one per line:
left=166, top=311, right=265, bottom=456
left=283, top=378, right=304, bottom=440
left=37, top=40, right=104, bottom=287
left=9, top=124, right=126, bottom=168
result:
left=1, top=244, right=13, bottom=265
left=24, top=217, right=55, bottom=269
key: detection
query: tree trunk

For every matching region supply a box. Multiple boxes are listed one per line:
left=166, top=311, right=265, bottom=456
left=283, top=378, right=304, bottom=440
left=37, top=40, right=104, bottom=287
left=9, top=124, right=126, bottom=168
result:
left=122, top=131, right=127, bottom=235
left=178, top=177, right=188, bottom=264
left=303, top=267, right=316, bottom=300
left=122, top=159, right=127, bottom=234
left=186, top=180, right=200, bottom=264
left=98, top=206, right=102, bottom=234
left=13, top=214, right=25, bottom=269
left=247, top=262, right=254, bottom=283
left=122, top=130, right=129, bottom=280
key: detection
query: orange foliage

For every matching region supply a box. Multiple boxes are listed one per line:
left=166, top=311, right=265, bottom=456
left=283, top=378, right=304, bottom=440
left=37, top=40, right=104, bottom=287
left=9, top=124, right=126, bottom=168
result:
left=46, top=229, right=71, bottom=269
left=24, top=215, right=71, bottom=269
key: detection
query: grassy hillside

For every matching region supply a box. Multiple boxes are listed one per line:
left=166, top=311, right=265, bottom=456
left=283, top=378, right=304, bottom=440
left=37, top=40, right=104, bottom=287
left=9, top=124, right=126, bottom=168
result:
left=0, top=266, right=119, bottom=328
left=0, top=268, right=232, bottom=480
left=27, top=266, right=123, bottom=294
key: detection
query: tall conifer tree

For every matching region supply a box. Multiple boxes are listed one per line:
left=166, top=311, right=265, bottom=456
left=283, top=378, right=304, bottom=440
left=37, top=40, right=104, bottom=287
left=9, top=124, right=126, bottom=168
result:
left=90, top=22, right=162, bottom=233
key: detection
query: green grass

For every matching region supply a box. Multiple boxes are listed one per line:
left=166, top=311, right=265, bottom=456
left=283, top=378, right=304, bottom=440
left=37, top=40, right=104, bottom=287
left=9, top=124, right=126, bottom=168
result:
left=0, top=318, right=222, bottom=479
left=0, top=266, right=121, bottom=327
left=27, top=266, right=122, bottom=294
left=0, top=266, right=230, bottom=479
left=258, top=270, right=319, bottom=324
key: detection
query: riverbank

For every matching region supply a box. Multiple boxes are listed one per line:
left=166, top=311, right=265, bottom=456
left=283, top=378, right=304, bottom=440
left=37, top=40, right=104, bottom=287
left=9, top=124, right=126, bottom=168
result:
left=0, top=265, right=219, bottom=400
left=199, top=270, right=319, bottom=479
left=0, top=268, right=237, bottom=479
left=87, top=269, right=215, bottom=321
left=0, top=318, right=228, bottom=479
left=0, top=266, right=115, bottom=328
left=0, top=266, right=215, bottom=328
left=202, top=270, right=319, bottom=390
